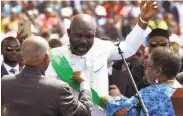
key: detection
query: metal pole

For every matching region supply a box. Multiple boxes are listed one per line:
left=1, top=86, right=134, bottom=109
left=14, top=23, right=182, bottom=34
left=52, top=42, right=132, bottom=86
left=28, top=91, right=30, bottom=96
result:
left=113, top=38, right=149, bottom=116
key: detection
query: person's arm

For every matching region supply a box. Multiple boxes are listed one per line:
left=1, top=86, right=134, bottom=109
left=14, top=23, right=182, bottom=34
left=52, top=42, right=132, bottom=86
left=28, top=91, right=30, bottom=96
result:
left=58, top=83, right=92, bottom=116
left=107, top=0, right=159, bottom=60
left=138, top=0, right=160, bottom=30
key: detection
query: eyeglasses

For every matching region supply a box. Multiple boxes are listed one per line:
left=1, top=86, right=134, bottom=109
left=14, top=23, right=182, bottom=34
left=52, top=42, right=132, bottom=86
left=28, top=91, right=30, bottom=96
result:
left=143, top=63, right=157, bottom=68
left=143, top=62, right=164, bottom=71
left=4, top=47, right=21, bottom=52
left=149, top=41, right=168, bottom=47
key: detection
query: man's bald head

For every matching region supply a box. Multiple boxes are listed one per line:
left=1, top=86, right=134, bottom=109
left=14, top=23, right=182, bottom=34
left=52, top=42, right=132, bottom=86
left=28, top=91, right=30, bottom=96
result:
left=68, top=14, right=96, bottom=56
left=70, top=14, right=97, bottom=31
left=21, top=36, right=49, bottom=66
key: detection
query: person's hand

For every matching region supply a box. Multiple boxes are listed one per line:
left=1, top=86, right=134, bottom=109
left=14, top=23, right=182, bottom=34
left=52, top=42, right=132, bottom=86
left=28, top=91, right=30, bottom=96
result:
left=140, top=0, right=160, bottom=21
left=70, top=71, right=86, bottom=84
left=16, top=30, right=30, bottom=44
left=101, top=96, right=113, bottom=104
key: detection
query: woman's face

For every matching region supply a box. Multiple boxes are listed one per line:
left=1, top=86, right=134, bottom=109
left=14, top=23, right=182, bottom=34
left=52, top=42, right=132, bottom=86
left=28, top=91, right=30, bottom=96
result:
left=145, top=55, right=158, bottom=84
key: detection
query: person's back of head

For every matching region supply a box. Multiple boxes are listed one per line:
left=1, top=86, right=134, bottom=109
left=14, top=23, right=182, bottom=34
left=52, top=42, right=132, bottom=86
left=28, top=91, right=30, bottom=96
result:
left=48, top=39, right=62, bottom=48
left=21, top=35, right=50, bottom=72
left=150, top=47, right=181, bottom=79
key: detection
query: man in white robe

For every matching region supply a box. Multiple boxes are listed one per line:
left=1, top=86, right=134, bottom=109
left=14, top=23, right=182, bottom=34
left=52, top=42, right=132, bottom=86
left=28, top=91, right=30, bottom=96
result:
left=46, top=0, right=160, bottom=115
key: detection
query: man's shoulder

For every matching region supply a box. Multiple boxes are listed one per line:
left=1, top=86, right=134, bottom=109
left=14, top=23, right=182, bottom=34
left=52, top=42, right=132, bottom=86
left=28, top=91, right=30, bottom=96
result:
left=40, top=76, right=69, bottom=89
left=94, top=38, right=110, bottom=44
left=52, top=44, right=68, bottom=51
left=93, top=38, right=113, bottom=50
left=50, top=44, right=70, bottom=56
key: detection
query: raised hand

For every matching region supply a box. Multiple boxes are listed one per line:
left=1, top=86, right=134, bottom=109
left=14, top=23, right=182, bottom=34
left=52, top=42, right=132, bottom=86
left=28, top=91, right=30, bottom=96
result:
left=140, top=0, right=160, bottom=21
left=16, top=30, right=30, bottom=44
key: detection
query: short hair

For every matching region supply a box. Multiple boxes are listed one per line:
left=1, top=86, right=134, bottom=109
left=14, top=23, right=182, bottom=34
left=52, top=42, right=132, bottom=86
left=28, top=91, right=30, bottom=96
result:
left=150, top=47, right=181, bottom=78
left=1, top=36, right=19, bottom=47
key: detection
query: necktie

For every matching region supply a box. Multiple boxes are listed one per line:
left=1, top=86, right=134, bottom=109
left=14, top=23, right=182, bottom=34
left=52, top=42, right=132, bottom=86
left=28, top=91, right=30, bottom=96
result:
left=9, top=69, right=16, bottom=74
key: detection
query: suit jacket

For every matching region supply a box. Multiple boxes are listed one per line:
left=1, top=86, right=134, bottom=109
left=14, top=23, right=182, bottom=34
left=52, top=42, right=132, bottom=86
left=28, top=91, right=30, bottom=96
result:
left=1, top=63, right=21, bottom=78
left=2, top=65, right=92, bottom=116
left=1, top=64, right=8, bottom=78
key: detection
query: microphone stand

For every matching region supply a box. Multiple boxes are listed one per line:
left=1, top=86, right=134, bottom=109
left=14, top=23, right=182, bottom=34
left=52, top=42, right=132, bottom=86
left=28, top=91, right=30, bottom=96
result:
left=113, top=38, right=149, bottom=116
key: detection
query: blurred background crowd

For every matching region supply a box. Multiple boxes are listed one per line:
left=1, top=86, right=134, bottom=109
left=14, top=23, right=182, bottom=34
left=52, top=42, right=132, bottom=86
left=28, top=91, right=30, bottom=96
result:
left=1, top=0, right=183, bottom=97
left=1, top=1, right=183, bottom=46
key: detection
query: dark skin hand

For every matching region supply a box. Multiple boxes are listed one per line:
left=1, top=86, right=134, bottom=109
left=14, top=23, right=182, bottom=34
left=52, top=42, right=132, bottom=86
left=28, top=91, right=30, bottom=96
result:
left=138, top=0, right=160, bottom=29
left=16, top=30, right=30, bottom=44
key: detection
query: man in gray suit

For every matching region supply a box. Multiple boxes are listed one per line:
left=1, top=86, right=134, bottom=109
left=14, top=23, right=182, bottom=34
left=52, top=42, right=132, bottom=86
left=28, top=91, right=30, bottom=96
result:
left=1, top=36, right=92, bottom=116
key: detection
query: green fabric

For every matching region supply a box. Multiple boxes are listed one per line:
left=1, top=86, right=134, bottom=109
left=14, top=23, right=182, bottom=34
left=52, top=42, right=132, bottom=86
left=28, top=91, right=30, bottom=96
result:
left=50, top=48, right=106, bottom=109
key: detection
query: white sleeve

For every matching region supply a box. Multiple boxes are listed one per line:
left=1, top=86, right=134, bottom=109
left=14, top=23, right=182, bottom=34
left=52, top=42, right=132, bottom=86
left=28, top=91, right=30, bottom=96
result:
left=45, top=62, right=58, bottom=79
left=80, top=81, right=91, bottom=92
left=107, top=24, right=148, bottom=60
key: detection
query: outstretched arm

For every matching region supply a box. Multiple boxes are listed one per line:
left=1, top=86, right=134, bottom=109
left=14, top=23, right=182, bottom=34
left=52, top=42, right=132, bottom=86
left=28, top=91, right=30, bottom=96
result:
left=107, top=0, right=160, bottom=60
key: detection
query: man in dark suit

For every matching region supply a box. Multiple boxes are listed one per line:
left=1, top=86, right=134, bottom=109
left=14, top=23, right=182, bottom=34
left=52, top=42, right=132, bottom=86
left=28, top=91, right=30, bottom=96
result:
left=1, top=36, right=92, bottom=116
left=1, top=36, right=21, bottom=77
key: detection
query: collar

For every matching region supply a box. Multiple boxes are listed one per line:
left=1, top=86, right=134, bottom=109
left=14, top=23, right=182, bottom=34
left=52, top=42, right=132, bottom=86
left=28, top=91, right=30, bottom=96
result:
left=3, top=62, right=19, bottom=73
left=21, top=65, right=44, bottom=76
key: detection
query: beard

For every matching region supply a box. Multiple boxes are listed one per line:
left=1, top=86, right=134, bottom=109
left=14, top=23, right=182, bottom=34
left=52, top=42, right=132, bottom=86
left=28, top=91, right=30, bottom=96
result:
left=70, top=44, right=91, bottom=56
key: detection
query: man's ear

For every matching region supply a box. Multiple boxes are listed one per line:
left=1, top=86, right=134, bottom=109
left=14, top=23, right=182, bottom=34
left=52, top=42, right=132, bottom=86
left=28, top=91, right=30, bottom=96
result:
left=43, top=53, right=50, bottom=64
left=67, top=29, right=71, bottom=37
left=157, top=67, right=163, bottom=76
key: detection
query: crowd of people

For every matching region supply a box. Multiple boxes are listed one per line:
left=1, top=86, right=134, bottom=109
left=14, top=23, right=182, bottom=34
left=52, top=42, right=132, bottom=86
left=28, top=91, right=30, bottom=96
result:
left=1, top=0, right=183, bottom=116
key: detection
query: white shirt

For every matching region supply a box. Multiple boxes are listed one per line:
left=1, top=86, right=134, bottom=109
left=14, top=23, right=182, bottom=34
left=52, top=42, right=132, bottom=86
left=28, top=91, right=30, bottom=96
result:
left=3, top=62, right=20, bottom=75
left=46, top=24, right=148, bottom=116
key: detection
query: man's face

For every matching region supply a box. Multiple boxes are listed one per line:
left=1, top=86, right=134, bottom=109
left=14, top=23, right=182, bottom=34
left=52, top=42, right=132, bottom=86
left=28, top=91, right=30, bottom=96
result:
left=68, top=23, right=95, bottom=56
left=127, top=49, right=144, bottom=65
left=2, top=39, right=21, bottom=64
left=148, top=36, right=169, bottom=53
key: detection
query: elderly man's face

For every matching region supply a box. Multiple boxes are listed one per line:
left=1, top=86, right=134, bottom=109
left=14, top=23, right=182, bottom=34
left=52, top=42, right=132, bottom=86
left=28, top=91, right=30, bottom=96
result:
left=148, top=36, right=169, bottom=53
left=68, top=22, right=95, bottom=56
left=2, top=39, right=21, bottom=64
